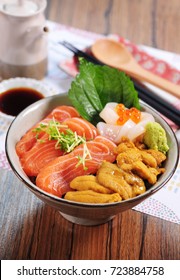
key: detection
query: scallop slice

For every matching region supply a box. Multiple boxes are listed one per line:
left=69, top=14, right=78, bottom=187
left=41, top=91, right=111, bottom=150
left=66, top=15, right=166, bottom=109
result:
left=114, top=119, right=136, bottom=143
left=97, top=122, right=121, bottom=143
left=99, top=102, right=119, bottom=124
left=127, top=112, right=155, bottom=140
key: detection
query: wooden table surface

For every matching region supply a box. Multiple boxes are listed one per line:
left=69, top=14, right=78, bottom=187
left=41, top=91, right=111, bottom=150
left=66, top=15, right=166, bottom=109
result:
left=1, top=0, right=180, bottom=260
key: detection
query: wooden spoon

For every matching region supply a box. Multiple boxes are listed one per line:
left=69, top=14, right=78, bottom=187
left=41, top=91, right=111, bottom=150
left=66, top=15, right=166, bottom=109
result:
left=91, top=39, right=180, bottom=98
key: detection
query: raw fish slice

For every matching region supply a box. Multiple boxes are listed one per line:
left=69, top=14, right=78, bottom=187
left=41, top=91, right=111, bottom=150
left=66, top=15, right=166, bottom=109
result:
left=99, top=102, right=119, bottom=124
left=96, top=121, right=136, bottom=144
left=93, top=135, right=118, bottom=152
left=21, top=133, right=64, bottom=176
left=114, top=119, right=136, bottom=143
left=15, top=118, right=52, bottom=158
left=97, top=122, right=121, bottom=143
left=63, top=117, right=98, bottom=140
left=20, top=117, right=98, bottom=176
left=47, top=105, right=80, bottom=120
left=16, top=106, right=80, bottom=158
left=36, top=136, right=117, bottom=197
left=97, top=112, right=155, bottom=143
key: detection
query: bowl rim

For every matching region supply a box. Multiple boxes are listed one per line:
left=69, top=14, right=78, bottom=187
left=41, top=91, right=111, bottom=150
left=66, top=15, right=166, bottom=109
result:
left=5, top=93, right=179, bottom=209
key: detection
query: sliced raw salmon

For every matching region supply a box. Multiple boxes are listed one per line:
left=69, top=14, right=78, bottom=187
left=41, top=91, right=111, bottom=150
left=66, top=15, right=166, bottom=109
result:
left=63, top=117, right=99, bottom=140
left=46, top=105, right=80, bottom=120
left=20, top=117, right=98, bottom=176
left=36, top=136, right=117, bottom=197
left=16, top=106, right=80, bottom=158
left=20, top=134, right=65, bottom=177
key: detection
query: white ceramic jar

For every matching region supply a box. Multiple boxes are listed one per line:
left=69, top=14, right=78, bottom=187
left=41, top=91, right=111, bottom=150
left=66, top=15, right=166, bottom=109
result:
left=0, top=0, right=48, bottom=79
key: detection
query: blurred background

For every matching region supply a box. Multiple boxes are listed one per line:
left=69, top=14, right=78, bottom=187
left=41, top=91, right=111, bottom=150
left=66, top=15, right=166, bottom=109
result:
left=45, top=0, right=180, bottom=53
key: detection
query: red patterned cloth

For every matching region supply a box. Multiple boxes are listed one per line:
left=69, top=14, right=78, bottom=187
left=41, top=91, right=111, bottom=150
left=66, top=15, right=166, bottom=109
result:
left=60, top=35, right=180, bottom=85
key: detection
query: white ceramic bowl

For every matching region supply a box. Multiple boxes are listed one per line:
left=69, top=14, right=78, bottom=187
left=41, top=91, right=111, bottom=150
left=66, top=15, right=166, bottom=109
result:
left=5, top=93, right=179, bottom=225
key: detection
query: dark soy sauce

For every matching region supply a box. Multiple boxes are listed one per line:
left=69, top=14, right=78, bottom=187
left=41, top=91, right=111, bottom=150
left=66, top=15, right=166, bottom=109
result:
left=0, top=87, right=44, bottom=116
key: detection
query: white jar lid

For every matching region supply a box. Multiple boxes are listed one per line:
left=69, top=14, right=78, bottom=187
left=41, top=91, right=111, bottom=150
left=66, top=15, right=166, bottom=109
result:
left=0, top=0, right=47, bottom=17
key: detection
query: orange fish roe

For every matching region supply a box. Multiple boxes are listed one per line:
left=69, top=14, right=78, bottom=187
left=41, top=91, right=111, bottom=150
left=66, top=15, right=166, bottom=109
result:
left=116, top=104, right=141, bottom=125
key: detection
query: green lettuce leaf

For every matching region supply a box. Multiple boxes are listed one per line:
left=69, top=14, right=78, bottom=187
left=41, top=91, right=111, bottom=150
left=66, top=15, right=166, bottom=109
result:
left=68, top=59, right=140, bottom=124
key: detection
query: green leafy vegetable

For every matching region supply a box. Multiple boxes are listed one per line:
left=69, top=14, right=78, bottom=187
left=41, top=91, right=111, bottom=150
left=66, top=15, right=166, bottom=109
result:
left=68, top=58, right=140, bottom=124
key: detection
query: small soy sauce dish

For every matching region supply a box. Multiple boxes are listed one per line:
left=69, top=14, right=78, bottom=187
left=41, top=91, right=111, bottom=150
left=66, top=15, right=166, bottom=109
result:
left=0, top=78, right=56, bottom=120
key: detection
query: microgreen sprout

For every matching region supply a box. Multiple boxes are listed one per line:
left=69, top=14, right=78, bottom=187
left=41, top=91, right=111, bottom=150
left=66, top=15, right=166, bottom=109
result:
left=33, top=118, right=87, bottom=153
left=75, top=142, right=92, bottom=170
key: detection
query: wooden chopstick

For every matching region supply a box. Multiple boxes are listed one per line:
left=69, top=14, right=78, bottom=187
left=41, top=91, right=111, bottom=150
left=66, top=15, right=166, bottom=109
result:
left=133, top=79, right=180, bottom=125
left=137, top=88, right=180, bottom=126
left=59, top=41, right=102, bottom=64
left=59, top=41, right=180, bottom=127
